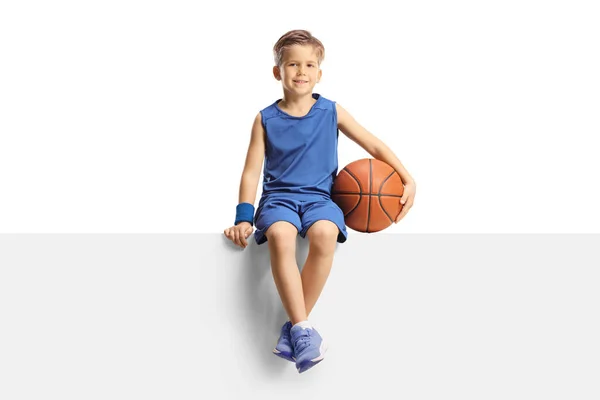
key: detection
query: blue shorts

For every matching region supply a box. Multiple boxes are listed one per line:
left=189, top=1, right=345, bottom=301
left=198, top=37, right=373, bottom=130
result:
left=253, top=193, right=348, bottom=245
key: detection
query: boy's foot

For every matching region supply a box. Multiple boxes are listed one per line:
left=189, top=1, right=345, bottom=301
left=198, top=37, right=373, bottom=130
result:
left=290, top=324, right=327, bottom=373
left=272, top=321, right=295, bottom=362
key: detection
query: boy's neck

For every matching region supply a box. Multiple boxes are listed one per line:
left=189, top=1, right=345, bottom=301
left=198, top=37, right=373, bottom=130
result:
left=278, top=92, right=317, bottom=115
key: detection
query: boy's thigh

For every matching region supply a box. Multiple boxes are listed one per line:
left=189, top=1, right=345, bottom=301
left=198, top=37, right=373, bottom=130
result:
left=254, top=197, right=301, bottom=245
left=298, top=197, right=348, bottom=243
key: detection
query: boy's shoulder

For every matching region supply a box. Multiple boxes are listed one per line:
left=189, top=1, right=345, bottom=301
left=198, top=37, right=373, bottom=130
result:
left=313, top=93, right=337, bottom=110
left=259, top=93, right=337, bottom=122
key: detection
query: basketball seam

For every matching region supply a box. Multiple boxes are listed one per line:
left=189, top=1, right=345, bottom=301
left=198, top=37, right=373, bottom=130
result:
left=330, top=192, right=403, bottom=198
left=341, top=167, right=363, bottom=219
left=378, top=171, right=395, bottom=223
left=367, top=159, right=372, bottom=233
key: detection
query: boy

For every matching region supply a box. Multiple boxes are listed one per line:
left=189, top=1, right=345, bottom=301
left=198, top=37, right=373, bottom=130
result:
left=224, top=30, right=416, bottom=373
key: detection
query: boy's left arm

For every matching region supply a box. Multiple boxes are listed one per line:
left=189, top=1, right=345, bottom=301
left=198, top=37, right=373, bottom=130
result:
left=336, top=103, right=416, bottom=222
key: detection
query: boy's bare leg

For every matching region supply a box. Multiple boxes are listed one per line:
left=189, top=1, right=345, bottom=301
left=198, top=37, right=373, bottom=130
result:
left=300, top=220, right=339, bottom=317
left=266, top=221, right=308, bottom=325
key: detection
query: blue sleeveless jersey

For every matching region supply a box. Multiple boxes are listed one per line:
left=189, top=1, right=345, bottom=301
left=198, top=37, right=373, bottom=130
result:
left=259, top=93, right=339, bottom=197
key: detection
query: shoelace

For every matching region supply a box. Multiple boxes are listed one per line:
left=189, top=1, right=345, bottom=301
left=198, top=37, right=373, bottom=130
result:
left=293, top=330, right=311, bottom=353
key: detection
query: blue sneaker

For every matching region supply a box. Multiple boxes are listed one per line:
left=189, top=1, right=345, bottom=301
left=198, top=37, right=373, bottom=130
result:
left=290, top=324, right=327, bottom=373
left=272, top=321, right=295, bottom=362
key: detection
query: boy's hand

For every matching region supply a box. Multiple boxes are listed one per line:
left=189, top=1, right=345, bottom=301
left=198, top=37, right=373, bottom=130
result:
left=224, top=222, right=253, bottom=249
left=395, top=180, right=416, bottom=223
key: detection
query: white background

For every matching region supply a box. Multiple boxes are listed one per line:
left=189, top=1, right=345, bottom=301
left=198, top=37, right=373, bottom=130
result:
left=1, top=0, right=599, bottom=233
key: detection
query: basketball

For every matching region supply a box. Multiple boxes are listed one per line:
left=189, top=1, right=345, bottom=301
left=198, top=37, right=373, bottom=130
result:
left=331, top=158, right=404, bottom=233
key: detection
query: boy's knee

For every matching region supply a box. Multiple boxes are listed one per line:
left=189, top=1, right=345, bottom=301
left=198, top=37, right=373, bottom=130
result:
left=306, top=220, right=339, bottom=247
left=265, top=221, right=298, bottom=244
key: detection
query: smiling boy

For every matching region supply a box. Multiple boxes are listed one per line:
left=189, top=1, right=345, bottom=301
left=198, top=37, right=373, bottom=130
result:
left=224, top=30, right=416, bottom=373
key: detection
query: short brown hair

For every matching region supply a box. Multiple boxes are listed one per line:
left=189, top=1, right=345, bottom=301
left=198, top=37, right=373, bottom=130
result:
left=273, top=30, right=325, bottom=67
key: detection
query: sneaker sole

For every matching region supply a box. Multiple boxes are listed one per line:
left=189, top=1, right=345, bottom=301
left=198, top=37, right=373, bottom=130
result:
left=296, top=338, right=328, bottom=373
left=297, top=358, right=323, bottom=373
left=272, top=348, right=295, bottom=363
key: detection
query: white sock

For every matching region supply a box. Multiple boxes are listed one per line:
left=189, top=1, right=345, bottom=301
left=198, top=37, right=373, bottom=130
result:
left=293, top=320, right=312, bottom=330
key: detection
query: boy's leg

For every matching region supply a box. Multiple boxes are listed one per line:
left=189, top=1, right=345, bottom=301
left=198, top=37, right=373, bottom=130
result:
left=297, top=196, right=347, bottom=316
left=265, top=221, right=308, bottom=325
left=300, top=220, right=339, bottom=316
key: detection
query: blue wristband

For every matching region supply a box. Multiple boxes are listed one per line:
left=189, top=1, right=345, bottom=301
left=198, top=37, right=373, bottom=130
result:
left=234, top=203, right=255, bottom=226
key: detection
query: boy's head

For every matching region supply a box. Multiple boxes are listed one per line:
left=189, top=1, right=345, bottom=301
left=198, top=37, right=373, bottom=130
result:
left=272, top=30, right=325, bottom=94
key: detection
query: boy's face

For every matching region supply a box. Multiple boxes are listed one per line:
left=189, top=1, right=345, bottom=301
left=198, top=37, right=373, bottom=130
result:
left=273, top=44, right=322, bottom=95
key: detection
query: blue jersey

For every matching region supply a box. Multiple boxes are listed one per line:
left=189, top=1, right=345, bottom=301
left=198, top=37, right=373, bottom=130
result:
left=259, top=93, right=339, bottom=197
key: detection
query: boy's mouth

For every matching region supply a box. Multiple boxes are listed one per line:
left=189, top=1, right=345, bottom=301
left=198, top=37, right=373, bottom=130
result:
left=293, top=80, right=308, bottom=84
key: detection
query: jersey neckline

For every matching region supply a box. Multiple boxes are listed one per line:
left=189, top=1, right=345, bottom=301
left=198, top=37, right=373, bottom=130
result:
left=274, top=93, right=322, bottom=119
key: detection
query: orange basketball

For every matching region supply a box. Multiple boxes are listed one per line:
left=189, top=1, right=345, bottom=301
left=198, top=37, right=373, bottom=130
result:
left=332, top=158, right=404, bottom=233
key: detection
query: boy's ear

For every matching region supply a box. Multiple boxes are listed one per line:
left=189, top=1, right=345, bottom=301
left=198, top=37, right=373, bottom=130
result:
left=273, top=66, right=281, bottom=81
left=318, top=69, right=322, bottom=82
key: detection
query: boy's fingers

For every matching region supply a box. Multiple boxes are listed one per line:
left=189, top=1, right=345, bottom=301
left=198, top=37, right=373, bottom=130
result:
left=235, top=229, right=245, bottom=248
left=225, top=225, right=251, bottom=248
left=395, top=208, right=405, bottom=223
left=396, top=202, right=413, bottom=223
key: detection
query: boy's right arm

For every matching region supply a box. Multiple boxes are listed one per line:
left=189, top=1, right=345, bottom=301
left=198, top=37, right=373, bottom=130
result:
left=224, top=112, right=265, bottom=248
left=238, top=112, right=266, bottom=205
